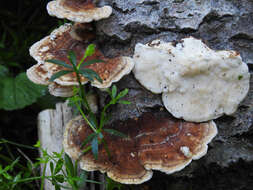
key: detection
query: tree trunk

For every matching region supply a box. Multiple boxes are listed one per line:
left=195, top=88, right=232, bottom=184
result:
left=96, top=0, right=253, bottom=189
left=38, top=0, right=253, bottom=189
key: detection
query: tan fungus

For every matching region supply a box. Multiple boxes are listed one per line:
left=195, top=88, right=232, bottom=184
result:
left=47, top=0, right=112, bottom=23
left=48, top=83, right=74, bottom=97
left=27, top=23, right=134, bottom=93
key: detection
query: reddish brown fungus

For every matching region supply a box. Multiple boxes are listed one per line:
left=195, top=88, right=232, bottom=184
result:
left=63, top=111, right=217, bottom=184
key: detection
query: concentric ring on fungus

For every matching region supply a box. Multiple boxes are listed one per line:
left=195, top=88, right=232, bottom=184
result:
left=27, top=23, right=134, bottom=96
left=63, top=111, right=217, bottom=184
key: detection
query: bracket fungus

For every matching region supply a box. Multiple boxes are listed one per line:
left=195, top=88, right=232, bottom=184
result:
left=27, top=23, right=134, bottom=96
left=48, top=83, right=74, bottom=97
left=47, top=0, right=112, bottom=23
left=133, top=37, right=250, bottom=122
left=63, top=111, right=217, bottom=184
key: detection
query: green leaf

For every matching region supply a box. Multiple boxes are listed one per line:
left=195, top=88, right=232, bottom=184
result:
left=64, top=154, right=74, bottom=177
left=88, top=113, right=98, bottom=129
left=98, top=133, right=103, bottom=139
left=67, top=96, right=82, bottom=106
left=68, top=51, right=77, bottom=66
left=116, top=89, right=129, bottom=99
left=104, top=129, right=127, bottom=138
left=83, top=59, right=105, bottom=67
left=106, top=176, right=122, bottom=190
left=49, top=70, right=73, bottom=82
left=54, top=159, right=63, bottom=174
left=50, top=162, right=54, bottom=174
left=3, top=172, right=12, bottom=180
left=100, top=112, right=112, bottom=129
left=111, top=85, right=117, bottom=99
left=0, top=138, right=36, bottom=149
left=91, top=137, right=99, bottom=160
left=33, top=141, right=41, bottom=148
left=46, top=59, right=73, bottom=69
left=72, top=86, right=80, bottom=96
left=79, top=69, right=94, bottom=82
left=55, top=184, right=61, bottom=190
left=77, top=170, right=87, bottom=188
left=55, top=174, right=65, bottom=183
left=51, top=178, right=58, bottom=187
left=238, top=75, right=243, bottom=80
left=52, top=151, right=63, bottom=159
left=85, top=179, right=103, bottom=184
left=106, top=88, right=112, bottom=96
left=80, top=68, right=102, bottom=83
left=0, top=73, right=46, bottom=110
left=13, top=173, right=22, bottom=184
left=118, top=100, right=131, bottom=105
left=85, top=44, right=95, bottom=58
left=81, top=133, right=97, bottom=148
left=0, top=65, right=9, bottom=77
left=9, top=157, right=20, bottom=172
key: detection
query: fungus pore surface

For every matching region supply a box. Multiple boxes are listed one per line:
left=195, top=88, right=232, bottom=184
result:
left=63, top=111, right=217, bottom=184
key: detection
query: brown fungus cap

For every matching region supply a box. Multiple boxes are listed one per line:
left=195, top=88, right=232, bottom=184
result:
left=26, top=63, right=50, bottom=85
left=27, top=23, right=134, bottom=91
left=47, top=0, right=112, bottom=23
left=63, top=111, right=217, bottom=184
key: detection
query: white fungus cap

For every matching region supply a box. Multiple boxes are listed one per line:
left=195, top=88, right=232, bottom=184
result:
left=133, top=37, right=250, bottom=122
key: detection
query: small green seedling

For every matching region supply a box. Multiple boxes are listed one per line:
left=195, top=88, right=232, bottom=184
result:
left=46, top=44, right=130, bottom=159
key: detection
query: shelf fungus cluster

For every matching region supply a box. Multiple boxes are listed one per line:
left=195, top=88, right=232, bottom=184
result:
left=133, top=37, right=250, bottom=122
left=63, top=112, right=217, bottom=184
left=27, top=0, right=133, bottom=97
left=27, top=0, right=250, bottom=185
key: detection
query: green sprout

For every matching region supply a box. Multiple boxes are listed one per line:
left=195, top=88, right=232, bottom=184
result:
left=46, top=44, right=130, bottom=160
left=0, top=139, right=101, bottom=190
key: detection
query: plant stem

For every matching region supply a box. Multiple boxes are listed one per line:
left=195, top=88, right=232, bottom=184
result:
left=74, top=101, right=97, bottom=133
left=81, top=146, right=92, bottom=155
left=40, top=159, right=48, bottom=190
left=0, top=138, right=36, bottom=149
left=17, top=148, right=40, bottom=189
left=13, top=176, right=42, bottom=183
left=74, top=68, right=91, bottom=112
left=0, top=154, right=27, bottom=170
left=99, top=103, right=111, bottom=131
left=77, top=54, right=87, bottom=70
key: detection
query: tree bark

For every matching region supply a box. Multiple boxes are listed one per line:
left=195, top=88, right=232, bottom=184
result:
left=37, top=0, right=253, bottom=189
